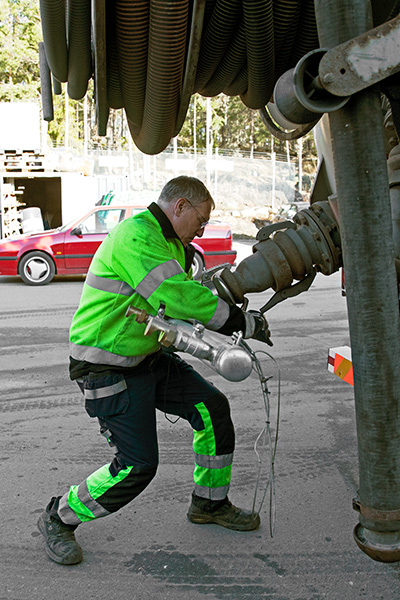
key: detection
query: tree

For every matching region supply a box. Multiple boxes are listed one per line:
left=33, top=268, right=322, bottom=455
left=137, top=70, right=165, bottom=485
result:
left=0, top=0, right=41, bottom=101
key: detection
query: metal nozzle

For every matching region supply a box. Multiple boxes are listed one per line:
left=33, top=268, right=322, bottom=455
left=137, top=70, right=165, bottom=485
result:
left=213, top=200, right=342, bottom=310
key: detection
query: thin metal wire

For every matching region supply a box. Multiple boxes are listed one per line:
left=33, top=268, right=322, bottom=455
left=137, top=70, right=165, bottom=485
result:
left=240, top=340, right=281, bottom=537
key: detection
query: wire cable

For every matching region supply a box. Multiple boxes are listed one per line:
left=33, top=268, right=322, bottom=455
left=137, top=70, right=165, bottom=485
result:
left=240, top=339, right=281, bottom=537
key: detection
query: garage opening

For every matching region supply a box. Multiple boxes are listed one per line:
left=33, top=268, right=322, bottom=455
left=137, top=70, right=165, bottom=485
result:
left=0, top=175, right=62, bottom=238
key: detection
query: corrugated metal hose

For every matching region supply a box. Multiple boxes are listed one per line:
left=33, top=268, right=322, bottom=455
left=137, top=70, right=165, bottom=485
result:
left=38, top=0, right=399, bottom=155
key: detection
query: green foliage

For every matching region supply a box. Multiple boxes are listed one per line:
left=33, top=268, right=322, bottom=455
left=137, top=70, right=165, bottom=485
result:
left=0, top=0, right=41, bottom=101
left=176, top=93, right=308, bottom=161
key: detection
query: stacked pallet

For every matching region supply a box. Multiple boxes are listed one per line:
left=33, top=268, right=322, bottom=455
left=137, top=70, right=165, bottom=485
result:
left=0, top=150, right=45, bottom=172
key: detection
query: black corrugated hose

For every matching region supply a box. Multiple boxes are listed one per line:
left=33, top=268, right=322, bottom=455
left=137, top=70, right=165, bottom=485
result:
left=38, top=0, right=399, bottom=155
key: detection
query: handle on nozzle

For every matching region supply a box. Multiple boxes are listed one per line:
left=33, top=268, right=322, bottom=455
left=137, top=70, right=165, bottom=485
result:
left=125, top=305, right=149, bottom=323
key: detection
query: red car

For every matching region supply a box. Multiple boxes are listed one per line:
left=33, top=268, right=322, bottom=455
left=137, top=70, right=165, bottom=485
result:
left=0, top=205, right=236, bottom=285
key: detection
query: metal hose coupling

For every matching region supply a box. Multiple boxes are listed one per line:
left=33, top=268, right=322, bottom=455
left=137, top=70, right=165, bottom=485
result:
left=212, top=200, right=342, bottom=311
left=126, top=305, right=253, bottom=382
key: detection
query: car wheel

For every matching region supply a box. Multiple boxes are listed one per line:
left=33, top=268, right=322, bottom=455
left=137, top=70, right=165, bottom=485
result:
left=192, top=251, right=205, bottom=280
left=18, top=251, right=56, bottom=285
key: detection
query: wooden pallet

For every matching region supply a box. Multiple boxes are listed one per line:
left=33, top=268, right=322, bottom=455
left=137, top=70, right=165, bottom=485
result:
left=0, top=150, right=45, bottom=172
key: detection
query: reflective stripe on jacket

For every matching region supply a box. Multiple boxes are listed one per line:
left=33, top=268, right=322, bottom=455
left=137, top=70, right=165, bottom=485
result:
left=69, top=206, right=231, bottom=366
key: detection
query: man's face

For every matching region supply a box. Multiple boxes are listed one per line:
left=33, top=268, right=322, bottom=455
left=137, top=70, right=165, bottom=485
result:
left=173, top=198, right=212, bottom=246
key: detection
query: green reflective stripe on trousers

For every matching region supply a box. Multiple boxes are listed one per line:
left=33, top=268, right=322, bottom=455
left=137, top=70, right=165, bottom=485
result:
left=194, top=483, right=230, bottom=501
left=60, top=485, right=99, bottom=523
left=60, top=464, right=134, bottom=524
left=192, top=402, right=232, bottom=496
left=194, top=452, right=233, bottom=469
left=193, top=402, right=216, bottom=456
left=58, top=489, right=89, bottom=526
left=194, top=463, right=232, bottom=489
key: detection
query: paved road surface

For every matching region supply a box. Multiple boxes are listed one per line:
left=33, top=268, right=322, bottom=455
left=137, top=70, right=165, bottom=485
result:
left=1, top=248, right=399, bottom=599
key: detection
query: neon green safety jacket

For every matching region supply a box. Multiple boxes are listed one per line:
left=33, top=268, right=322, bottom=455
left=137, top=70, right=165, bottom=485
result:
left=69, top=203, right=244, bottom=373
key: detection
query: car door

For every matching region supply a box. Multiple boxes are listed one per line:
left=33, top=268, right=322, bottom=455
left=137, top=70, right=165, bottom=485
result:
left=63, top=208, right=126, bottom=272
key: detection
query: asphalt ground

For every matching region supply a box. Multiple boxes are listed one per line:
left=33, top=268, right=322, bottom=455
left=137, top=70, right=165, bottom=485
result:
left=1, top=242, right=400, bottom=600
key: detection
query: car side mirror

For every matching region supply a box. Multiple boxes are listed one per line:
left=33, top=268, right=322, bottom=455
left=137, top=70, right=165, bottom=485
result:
left=71, top=225, right=83, bottom=236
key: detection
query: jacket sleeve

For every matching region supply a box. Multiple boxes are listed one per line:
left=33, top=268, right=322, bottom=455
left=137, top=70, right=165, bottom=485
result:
left=108, top=216, right=246, bottom=335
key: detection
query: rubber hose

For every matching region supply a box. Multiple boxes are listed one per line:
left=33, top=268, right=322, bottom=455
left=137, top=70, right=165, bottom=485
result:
left=127, top=0, right=189, bottom=154
left=201, top=20, right=247, bottom=97
left=224, top=65, right=248, bottom=97
left=106, top=7, right=124, bottom=109
left=240, top=0, right=274, bottom=109
left=67, top=0, right=92, bottom=100
left=115, top=1, right=149, bottom=129
left=92, top=0, right=109, bottom=136
left=173, top=0, right=208, bottom=137
left=39, top=0, right=68, bottom=82
left=39, top=42, right=54, bottom=122
left=290, top=0, right=319, bottom=66
left=194, top=0, right=243, bottom=93
left=272, top=0, right=302, bottom=81
left=39, top=0, right=398, bottom=155
left=52, top=76, right=62, bottom=95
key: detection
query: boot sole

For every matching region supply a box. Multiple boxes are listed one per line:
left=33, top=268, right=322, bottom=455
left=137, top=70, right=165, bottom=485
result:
left=37, top=514, right=83, bottom=565
left=187, top=513, right=260, bottom=531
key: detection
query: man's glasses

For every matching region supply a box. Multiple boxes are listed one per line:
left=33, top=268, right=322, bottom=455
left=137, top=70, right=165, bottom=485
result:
left=185, top=199, right=209, bottom=229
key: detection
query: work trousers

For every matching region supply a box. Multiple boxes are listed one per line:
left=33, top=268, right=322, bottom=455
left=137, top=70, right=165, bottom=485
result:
left=56, top=352, right=235, bottom=526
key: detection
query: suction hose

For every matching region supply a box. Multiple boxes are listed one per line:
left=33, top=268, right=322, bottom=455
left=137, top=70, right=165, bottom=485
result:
left=38, top=0, right=322, bottom=155
left=38, top=0, right=398, bottom=155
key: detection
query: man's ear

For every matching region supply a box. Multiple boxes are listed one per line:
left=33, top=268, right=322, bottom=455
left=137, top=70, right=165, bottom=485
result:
left=174, top=198, right=186, bottom=216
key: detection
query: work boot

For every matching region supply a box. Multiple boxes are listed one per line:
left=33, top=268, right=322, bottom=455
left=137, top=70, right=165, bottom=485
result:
left=37, top=499, right=83, bottom=565
left=187, top=497, right=260, bottom=531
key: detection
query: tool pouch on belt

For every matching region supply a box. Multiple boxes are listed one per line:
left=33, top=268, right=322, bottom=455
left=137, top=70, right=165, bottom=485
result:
left=81, top=371, right=129, bottom=419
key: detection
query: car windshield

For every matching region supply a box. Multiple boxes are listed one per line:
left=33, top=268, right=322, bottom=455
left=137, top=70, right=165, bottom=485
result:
left=58, top=218, right=79, bottom=232
left=78, top=209, right=126, bottom=233
left=58, top=208, right=128, bottom=234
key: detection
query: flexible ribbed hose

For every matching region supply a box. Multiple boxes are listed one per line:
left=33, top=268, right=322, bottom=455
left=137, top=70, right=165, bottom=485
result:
left=106, top=8, right=124, bottom=110
left=38, top=0, right=399, bottom=155
left=39, top=0, right=68, bottom=82
left=200, top=19, right=247, bottom=97
left=128, top=0, right=189, bottom=154
left=66, top=0, right=92, bottom=100
left=240, top=0, right=274, bottom=109
left=194, top=0, right=243, bottom=93
left=38, top=42, right=54, bottom=121
left=115, top=1, right=149, bottom=128
left=272, top=0, right=301, bottom=80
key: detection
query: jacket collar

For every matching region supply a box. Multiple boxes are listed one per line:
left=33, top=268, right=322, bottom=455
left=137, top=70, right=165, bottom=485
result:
left=147, top=202, right=195, bottom=273
left=148, top=202, right=178, bottom=239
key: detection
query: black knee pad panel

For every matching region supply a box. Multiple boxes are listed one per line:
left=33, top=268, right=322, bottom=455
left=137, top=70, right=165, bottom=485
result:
left=98, top=462, right=158, bottom=513
left=203, top=392, right=235, bottom=455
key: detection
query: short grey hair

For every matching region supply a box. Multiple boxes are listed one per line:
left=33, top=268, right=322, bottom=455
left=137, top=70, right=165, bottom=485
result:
left=157, top=176, right=215, bottom=209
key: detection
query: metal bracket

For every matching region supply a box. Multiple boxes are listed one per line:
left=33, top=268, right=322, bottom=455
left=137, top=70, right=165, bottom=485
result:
left=259, top=269, right=317, bottom=313
left=256, top=220, right=296, bottom=242
left=157, top=302, right=166, bottom=318
left=201, top=262, right=232, bottom=285
left=319, top=14, right=400, bottom=97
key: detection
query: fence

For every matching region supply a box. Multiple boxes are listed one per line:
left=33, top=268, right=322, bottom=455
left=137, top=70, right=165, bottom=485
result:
left=85, top=146, right=305, bottom=211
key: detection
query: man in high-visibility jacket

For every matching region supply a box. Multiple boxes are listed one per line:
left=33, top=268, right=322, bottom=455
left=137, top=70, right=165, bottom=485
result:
left=37, top=176, right=272, bottom=565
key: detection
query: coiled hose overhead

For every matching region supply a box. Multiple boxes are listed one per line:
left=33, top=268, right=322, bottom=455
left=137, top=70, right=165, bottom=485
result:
left=66, top=0, right=92, bottom=100
left=38, top=0, right=399, bottom=155
left=127, top=0, right=190, bottom=155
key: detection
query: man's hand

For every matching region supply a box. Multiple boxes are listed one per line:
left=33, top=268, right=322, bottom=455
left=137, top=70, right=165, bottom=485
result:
left=243, top=310, right=273, bottom=346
